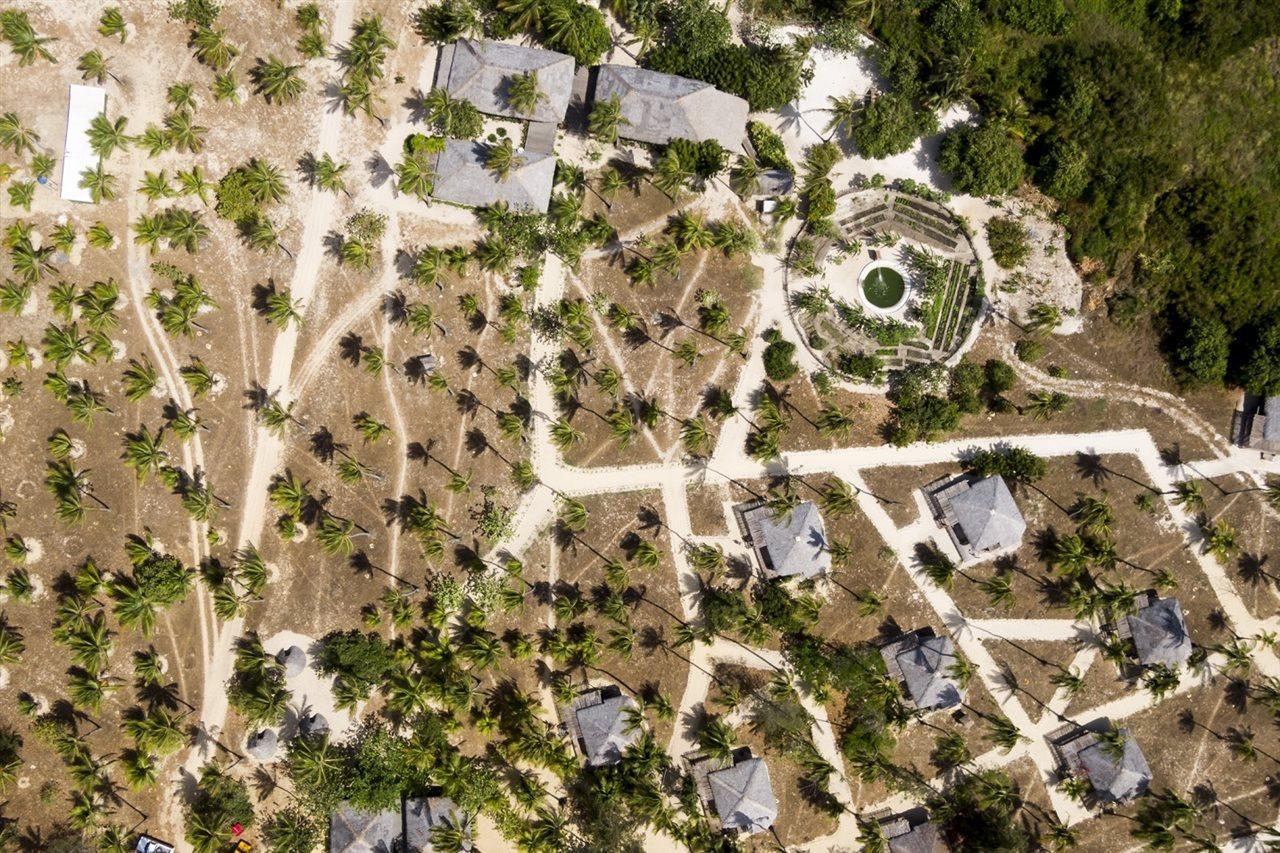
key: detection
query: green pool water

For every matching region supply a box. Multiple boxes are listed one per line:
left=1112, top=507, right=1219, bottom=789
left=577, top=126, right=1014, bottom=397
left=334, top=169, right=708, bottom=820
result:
left=862, top=266, right=906, bottom=309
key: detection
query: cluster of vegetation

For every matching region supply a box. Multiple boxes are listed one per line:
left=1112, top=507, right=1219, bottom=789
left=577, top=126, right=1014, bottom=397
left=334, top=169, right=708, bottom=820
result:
left=415, top=0, right=611, bottom=66
left=985, top=217, right=1031, bottom=270
left=884, top=357, right=1030, bottom=445
left=607, top=0, right=804, bottom=110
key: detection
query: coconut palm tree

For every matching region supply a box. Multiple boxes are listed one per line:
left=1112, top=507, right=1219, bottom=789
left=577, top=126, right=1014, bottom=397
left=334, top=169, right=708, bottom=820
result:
left=121, top=425, right=168, bottom=482
left=0, top=112, right=38, bottom=155
left=77, top=49, right=121, bottom=85
left=484, top=138, right=524, bottom=182
left=507, top=70, right=546, bottom=115
left=1203, top=520, right=1239, bottom=562
left=80, top=165, right=118, bottom=203
left=310, top=152, right=350, bottom=195
left=99, top=7, right=127, bottom=42
left=1025, top=390, right=1070, bottom=420
left=1026, top=302, right=1061, bottom=335
left=825, top=91, right=862, bottom=138
left=697, top=716, right=737, bottom=761
left=1049, top=667, right=1084, bottom=698
left=253, top=55, right=305, bottom=103
left=559, top=498, right=588, bottom=532
left=978, top=571, right=1015, bottom=609
left=396, top=150, right=435, bottom=200
left=191, top=25, right=238, bottom=70
left=587, top=95, right=627, bottom=143
left=164, top=111, right=208, bottom=154
left=730, top=156, right=761, bottom=197
left=1, top=11, right=56, bottom=65
left=986, top=714, right=1026, bottom=752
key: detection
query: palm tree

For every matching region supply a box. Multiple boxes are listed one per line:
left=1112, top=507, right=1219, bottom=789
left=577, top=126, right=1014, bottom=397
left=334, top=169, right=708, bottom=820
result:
left=680, top=416, right=712, bottom=456
left=1025, top=390, right=1070, bottom=420
left=396, top=150, right=434, bottom=199
left=77, top=49, right=121, bottom=85
left=730, top=156, right=760, bottom=197
left=191, top=25, right=238, bottom=70
left=165, top=111, right=208, bottom=153
left=587, top=95, right=627, bottom=143
left=485, top=138, right=524, bottom=181
left=1026, top=302, right=1061, bottom=335
left=697, top=716, right=737, bottom=761
left=986, top=714, right=1026, bottom=752
left=559, top=498, right=588, bottom=533
left=244, top=158, right=288, bottom=204
left=1140, top=662, right=1180, bottom=699
left=1, top=11, right=56, bottom=65
left=122, top=425, right=168, bottom=482
left=507, top=70, right=546, bottom=115
left=1072, top=495, right=1113, bottom=535
left=918, top=543, right=956, bottom=589
left=0, top=112, right=38, bottom=155
left=311, top=152, right=350, bottom=195
left=1203, top=520, right=1238, bottom=562
left=1049, top=667, right=1084, bottom=698
left=978, top=571, right=1015, bottom=609
left=80, top=165, right=118, bottom=203
left=825, top=91, right=862, bottom=138
left=253, top=56, right=305, bottom=103
left=1173, top=480, right=1205, bottom=513
left=99, top=7, right=127, bottom=42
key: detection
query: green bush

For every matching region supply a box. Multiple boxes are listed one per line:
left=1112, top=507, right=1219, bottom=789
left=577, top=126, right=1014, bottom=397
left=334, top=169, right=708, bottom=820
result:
left=985, top=217, right=1031, bottom=269
left=938, top=121, right=1025, bottom=197
left=643, top=0, right=802, bottom=110
left=1014, top=338, right=1044, bottom=363
left=667, top=138, right=727, bottom=178
left=215, top=169, right=258, bottom=224
left=747, top=121, right=792, bottom=172
left=1171, top=314, right=1230, bottom=387
left=537, top=0, right=611, bottom=65
left=763, top=339, right=799, bottom=382
left=134, top=552, right=192, bottom=606
left=852, top=92, right=938, bottom=159
left=836, top=351, right=884, bottom=384
left=983, top=359, right=1016, bottom=395
left=316, top=630, right=394, bottom=689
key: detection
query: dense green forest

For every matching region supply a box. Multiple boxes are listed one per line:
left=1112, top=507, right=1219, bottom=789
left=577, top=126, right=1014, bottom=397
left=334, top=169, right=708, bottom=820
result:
left=743, top=0, right=1280, bottom=390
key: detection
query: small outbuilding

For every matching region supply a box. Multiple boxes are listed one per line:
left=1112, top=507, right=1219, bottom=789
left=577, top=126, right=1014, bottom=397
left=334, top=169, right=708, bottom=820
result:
left=590, top=65, right=748, bottom=150
left=1234, top=393, right=1280, bottom=457
left=301, top=712, right=330, bottom=737
left=1053, top=724, right=1152, bottom=804
left=739, top=500, right=831, bottom=580
left=60, top=84, right=107, bottom=203
left=706, top=755, right=777, bottom=836
left=928, top=474, right=1026, bottom=559
left=880, top=628, right=964, bottom=712
left=1113, top=591, right=1192, bottom=668
left=881, top=813, right=946, bottom=853
left=277, top=645, right=307, bottom=678
left=567, top=687, right=642, bottom=767
left=246, top=728, right=278, bottom=761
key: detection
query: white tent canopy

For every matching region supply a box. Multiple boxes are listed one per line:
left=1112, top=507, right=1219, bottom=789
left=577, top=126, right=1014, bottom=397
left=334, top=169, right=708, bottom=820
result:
left=60, top=84, right=107, bottom=203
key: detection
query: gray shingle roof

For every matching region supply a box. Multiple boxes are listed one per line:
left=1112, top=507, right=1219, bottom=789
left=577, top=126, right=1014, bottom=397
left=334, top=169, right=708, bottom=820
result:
left=575, top=694, right=641, bottom=766
left=246, top=728, right=277, bottom=760
left=436, top=39, right=574, bottom=123
left=1125, top=596, right=1192, bottom=667
left=404, top=796, right=464, bottom=852
left=1073, top=729, right=1152, bottom=803
left=948, top=475, right=1026, bottom=554
left=430, top=138, right=556, bottom=213
left=329, top=802, right=401, bottom=853
left=882, top=631, right=963, bottom=710
left=301, top=712, right=330, bottom=736
left=1265, top=397, right=1280, bottom=441
left=277, top=645, right=307, bottom=677
left=743, top=501, right=831, bottom=579
left=593, top=65, right=748, bottom=150
left=708, top=757, right=777, bottom=834
left=884, top=818, right=944, bottom=853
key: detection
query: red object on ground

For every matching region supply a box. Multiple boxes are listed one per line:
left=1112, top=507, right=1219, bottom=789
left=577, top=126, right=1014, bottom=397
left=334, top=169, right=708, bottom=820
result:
left=231, top=823, right=244, bottom=837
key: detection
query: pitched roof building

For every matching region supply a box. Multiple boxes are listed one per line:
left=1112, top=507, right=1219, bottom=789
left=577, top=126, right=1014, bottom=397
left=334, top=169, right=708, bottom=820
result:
left=571, top=689, right=641, bottom=766
left=591, top=65, right=749, bottom=150
left=404, top=796, right=465, bottom=852
left=928, top=474, right=1026, bottom=559
left=1234, top=393, right=1280, bottom=456
left=435, top=39, right=574, bottom=124
left=707, top=756, right=777, bottom=835
left=329, top=802, right=402, bottom=853
left=430, top=138, right=556, bottom=213
left=881, top=629, right=964, bottom=712
left=1114, top=591, right=1193, bottom=668
left=740, top=500, right=831, bottom=580
left=1054, top=725, right=1152, bottom=804
left=882, top=815, right=947, bottom=853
